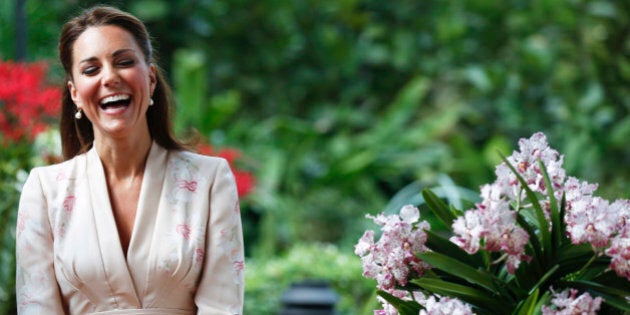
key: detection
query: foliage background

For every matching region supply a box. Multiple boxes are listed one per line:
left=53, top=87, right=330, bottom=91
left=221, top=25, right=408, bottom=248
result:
left=1, top=0, right=629, bottom=314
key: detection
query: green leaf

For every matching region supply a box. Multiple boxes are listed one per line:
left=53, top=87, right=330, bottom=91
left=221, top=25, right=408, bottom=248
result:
left=416, top=251, right=500, bottom=294
left=422, top=188, right=457, bottom=228
left=412, top=277, right=511, bottom=314
left=538, top=160, right=562, bottom=256
left=173, top=48, right=208, bottom=135
left=557, top=243, right=593, bottom=263
left=376, top=290, right=421, bottom=315
left=558, top=193, right=567, bottom=245
left=499, top=153, right=551, bottom=266
left=425, top=230, right=485, bottom=268
left=592, top=292, right=630, bottom=312
left=528, top=264, right=559, bottom=295
left=556, top=243, right=597, bottom=277
left=534, top=291, right=552, bottom=315
left=516, top=213, right=542, bottom=270
left=565, top=280, right=630, bottom=301
left=515, top=288, right=539, bottom=315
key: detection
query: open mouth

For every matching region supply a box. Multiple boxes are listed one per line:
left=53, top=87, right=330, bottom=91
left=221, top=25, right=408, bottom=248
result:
left=100, top=94, right=131, bottom=110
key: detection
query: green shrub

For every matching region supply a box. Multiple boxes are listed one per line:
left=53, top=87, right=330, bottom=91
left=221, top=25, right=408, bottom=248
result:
left=0, top=142, right=41, bottom=315
left=245, top=242, right=376, bottom=315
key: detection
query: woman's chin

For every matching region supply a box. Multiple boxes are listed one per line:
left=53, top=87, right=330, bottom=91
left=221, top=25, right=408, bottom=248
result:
left=95, top=120, right=145, bottom=141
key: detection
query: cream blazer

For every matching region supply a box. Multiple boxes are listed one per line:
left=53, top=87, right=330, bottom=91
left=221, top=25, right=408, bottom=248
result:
left=16, top=142, right=244, bottom=315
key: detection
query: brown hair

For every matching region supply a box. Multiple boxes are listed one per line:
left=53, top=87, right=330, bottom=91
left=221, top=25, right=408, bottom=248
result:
left=58, top=5, right=187, bottom=160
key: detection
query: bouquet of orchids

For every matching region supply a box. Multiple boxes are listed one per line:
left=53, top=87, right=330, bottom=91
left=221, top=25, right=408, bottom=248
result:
left=355, top=132, right=630, bottom=315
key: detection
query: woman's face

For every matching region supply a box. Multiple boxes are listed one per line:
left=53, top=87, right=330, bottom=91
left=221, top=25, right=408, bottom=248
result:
left=68, top=25, right=156, bottom=141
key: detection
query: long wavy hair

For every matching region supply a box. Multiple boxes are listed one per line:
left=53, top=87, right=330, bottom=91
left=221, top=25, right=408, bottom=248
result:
left=58, top=5, right=186, bottom=160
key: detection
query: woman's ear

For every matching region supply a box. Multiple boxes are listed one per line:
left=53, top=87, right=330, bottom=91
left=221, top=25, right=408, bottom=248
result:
left=149, top=64, right=157, bottom=94
left=67, top=80, right=81, bottom=107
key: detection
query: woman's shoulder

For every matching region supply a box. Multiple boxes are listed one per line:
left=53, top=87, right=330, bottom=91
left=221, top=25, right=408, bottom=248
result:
left=29, top=153, right=87, bottom=181
left=165, top=149, right=234, bottom=187
left=22, top=153, right=88, bottom=198
left=169, top=149, right=229, bottom=169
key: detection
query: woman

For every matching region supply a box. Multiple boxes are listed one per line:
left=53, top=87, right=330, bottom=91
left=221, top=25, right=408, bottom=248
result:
left=15, top=6, right=244, bottom=315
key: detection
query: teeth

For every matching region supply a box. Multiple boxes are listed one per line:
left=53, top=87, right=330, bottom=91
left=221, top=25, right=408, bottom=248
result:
left=101, top=94, right=130, bottom=105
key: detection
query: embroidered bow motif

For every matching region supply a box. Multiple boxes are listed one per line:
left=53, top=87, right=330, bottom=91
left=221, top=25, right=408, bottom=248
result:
left=177, top=180, right=198, bottom=192
left=63, top=196, right=76, bottom=213
left=177, top=224, right=192, bottom=240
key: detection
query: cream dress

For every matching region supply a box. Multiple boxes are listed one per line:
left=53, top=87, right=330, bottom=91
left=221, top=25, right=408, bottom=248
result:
left=16, top=142, right=245, bottom=314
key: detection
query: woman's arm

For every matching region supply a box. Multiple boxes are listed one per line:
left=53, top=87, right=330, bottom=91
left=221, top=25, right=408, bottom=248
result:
left=15, top=169, right=65, bottom=314
left=194, top=159, right=245, bottom=315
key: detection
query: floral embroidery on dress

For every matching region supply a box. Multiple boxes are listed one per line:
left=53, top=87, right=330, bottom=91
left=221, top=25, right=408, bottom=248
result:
left=233, top=260, right=245, bottom=280
left=16, top=269, right=56, bottom=312
left=176, top=223, right=192, bottom=240
left=55, top=170, right=67, bottom=181
left=160, top=224, right=205, bottom=289
left=51, top=194, right=76, bottom=239
left=176, top=179, right=198, bottom=192
left=171, top=221, right=203, bottom=245
left=158, top=217, right=205, bottom=289
left=218, top=199, right=245, bottom=286
left=46, top=163, right=80, bottom=240
left=16, top=211, right=30, bottom=238
left=161, top=154, right=210, bottom=288
left=158, top=253, right=178, bottom=275
left=63, top=195, right=75, bottom=213
left=194, top=248, right=205, bottom=265
left=166, top=156, right=206, bottom=206
left=153, top=153, right=244, bottom=310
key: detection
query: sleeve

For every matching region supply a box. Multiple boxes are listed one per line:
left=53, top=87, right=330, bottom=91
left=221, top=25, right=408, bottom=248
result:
left=195, top=159, right=245, bottom=315
left=15, top=168, right=66, bottom=314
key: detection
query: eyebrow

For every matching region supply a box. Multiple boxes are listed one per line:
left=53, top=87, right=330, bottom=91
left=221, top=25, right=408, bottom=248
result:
left=78, top=48, right=136, bottom=64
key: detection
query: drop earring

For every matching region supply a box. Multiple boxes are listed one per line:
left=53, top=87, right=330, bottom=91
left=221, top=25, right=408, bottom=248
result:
left=75, top=108, right=83, bottom=119
left=149, top=98, right=154, bottom=106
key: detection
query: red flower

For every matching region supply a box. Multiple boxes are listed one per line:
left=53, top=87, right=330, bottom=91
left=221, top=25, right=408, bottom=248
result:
left=232, top=171, right=255, bottom=198
left=196, top=144, right=255, bottom=198
left=0, top=61, right=61, bottom=144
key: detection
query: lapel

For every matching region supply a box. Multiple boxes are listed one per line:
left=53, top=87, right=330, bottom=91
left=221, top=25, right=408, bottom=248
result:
left=127, top=142, right=168, bottom=301
left=86, top=142, right=167, bottom=307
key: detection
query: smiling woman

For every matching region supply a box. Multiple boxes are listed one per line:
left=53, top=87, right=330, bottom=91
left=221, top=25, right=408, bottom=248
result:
left=67, top=24, right=155, bottom=145
left=15, top=5, right=245, bottom=315
left=57, top=6, right=182, bottom=160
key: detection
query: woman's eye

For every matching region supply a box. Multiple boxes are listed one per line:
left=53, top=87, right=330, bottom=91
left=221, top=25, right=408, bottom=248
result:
left=82, top=66, right=98, bottom=75
left=119, top=59, right=135, bottom=67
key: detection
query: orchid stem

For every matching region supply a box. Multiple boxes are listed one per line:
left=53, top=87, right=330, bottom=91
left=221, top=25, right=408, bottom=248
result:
left=575, top=253, right=598, bottom=277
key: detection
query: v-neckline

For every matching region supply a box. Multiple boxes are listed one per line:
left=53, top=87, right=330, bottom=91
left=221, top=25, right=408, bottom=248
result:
left=86, top=142, right=167, bottom=307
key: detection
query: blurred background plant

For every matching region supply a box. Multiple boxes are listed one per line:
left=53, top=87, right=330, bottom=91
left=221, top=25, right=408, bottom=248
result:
left=0, top=60, right=62, bottom=313
left=1, top=0, right=629, bottom=314
left=245, top=242, right=377, bottom=314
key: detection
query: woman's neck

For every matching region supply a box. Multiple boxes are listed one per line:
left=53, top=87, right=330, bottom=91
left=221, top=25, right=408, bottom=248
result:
left=94, top=133, right=152, bottom=181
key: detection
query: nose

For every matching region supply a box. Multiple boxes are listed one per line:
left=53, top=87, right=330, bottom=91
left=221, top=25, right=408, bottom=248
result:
left=102, top=65, right=121, bottom=87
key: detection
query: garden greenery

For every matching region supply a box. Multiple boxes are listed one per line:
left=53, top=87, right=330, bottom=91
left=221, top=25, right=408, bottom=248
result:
left=1, top=0, right=630, bottom=314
